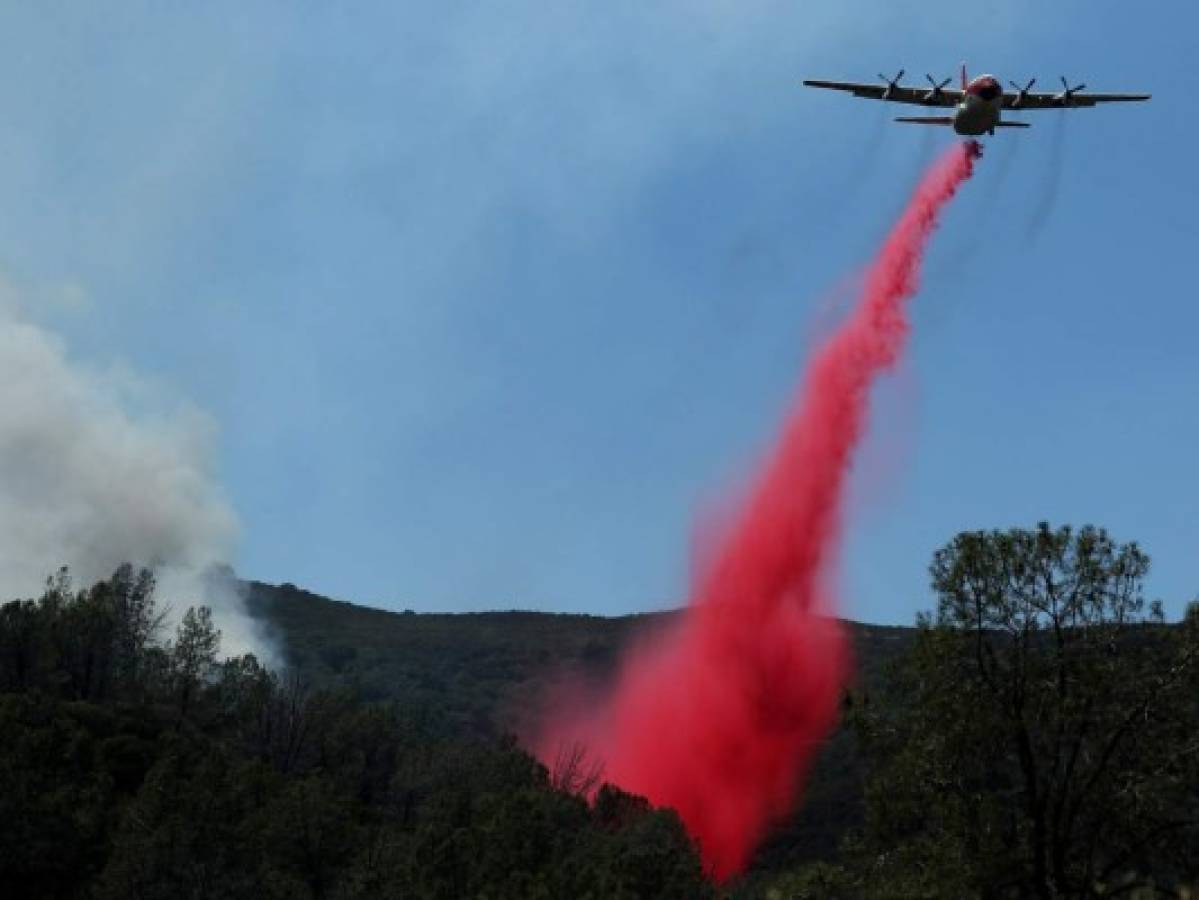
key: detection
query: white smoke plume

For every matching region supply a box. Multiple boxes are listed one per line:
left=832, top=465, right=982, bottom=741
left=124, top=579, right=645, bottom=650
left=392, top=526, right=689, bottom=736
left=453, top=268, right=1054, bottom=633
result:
left=0, top=300, right=273, bottom=662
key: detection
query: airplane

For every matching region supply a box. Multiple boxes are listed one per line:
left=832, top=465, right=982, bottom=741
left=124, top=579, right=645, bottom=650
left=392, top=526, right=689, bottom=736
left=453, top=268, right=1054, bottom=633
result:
left=803, top=64, right=1149, bottom=136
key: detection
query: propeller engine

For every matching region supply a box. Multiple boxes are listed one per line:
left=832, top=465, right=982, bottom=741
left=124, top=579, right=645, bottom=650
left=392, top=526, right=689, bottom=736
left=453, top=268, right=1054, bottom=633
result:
left=877, top=69, right=905, bottom=99
left=1056, top=76, right=1086, bottom=106
left=923, top=74, right=952, bottom=104
left=1008, top=77, right=1036, bottom=108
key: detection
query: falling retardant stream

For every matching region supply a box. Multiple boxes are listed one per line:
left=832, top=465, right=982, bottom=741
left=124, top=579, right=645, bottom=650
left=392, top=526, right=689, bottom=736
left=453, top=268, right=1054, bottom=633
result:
left=536, top=140, right=982, bottom=880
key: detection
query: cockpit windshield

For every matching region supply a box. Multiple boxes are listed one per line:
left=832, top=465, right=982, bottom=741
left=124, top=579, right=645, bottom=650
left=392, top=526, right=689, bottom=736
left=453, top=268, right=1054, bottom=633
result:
left=968, top=76, right=1003, bottom=102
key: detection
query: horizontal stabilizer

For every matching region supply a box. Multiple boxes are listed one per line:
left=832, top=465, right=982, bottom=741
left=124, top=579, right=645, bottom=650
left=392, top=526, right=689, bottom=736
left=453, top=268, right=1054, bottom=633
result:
left=995, top=121, right=1031, bottom=128
left=894, top=116, right=954, bottom=126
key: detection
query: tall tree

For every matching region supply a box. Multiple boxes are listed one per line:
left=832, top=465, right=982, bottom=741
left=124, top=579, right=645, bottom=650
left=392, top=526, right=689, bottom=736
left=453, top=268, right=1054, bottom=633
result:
left=0, top=600, right=45, bottom=691
left=107, top=564, right=164, bottom=693
left=853, top=524, right=1199, bottom=898
left=173, top=606, right=221, bottom=717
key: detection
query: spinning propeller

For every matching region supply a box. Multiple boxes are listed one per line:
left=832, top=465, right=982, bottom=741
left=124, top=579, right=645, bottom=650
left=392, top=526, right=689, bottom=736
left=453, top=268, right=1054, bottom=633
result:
left=877, top=69, right=905, bottom=99
left=1008, top=77, right=1037, bottom=108
left=923, top=74, right=952, bottom=103
left=1056, top=76, right=1087, bottom=106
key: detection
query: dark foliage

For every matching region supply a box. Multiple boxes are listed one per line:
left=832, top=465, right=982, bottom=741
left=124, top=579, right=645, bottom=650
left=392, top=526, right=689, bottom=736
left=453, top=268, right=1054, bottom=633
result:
left=836, top=524, right=1199, bottom=898
left=5, top=523, right=1193, bottom=898
left=0, top=568, right=712, bottom=899
left=243, top=578, right=916, bottom=881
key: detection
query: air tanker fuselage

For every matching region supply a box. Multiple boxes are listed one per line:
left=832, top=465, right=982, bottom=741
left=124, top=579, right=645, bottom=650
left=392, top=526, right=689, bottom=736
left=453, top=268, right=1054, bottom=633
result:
left=954, top=71, right=1005, bottom=135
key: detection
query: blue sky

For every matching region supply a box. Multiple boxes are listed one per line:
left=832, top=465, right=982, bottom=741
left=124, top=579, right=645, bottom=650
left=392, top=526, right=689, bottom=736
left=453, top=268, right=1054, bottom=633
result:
left=0, top=1, right=1194, bottom=624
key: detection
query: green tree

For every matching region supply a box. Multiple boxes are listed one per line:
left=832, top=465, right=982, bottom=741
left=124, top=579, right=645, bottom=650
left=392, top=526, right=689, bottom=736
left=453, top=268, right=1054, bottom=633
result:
left=96, top=749, right=270, bottom=900
left=252, top=776, right=358, bottom=900
left=173, top=606, right=221, bottom=718
left=0, top=568, right=722, bottom=898
left=853, top=524, right=1199, bottom=898
left=105, top=563, right=165, bottom=694
left=2, top=565, right=166, bottom=702
left=0, top=694, right=112, bottom=898
left=0, top=599, right=46, bottom=691
left=583, top=787, right=714, bottom=900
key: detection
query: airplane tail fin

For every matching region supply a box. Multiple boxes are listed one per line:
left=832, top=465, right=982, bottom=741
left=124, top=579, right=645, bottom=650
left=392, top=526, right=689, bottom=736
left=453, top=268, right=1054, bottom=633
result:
left=961, top=61, right=968, bottom=90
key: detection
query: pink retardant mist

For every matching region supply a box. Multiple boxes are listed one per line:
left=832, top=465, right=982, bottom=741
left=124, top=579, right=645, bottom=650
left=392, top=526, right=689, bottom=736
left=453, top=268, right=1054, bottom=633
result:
left=537, top=140, right=981, bottom=880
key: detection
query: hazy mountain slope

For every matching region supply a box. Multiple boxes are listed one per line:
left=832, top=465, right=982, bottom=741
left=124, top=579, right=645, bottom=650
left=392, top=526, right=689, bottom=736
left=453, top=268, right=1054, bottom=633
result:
left=244, top=579, right=914, bottom=735
left=244, top=579, right=917, bottom=868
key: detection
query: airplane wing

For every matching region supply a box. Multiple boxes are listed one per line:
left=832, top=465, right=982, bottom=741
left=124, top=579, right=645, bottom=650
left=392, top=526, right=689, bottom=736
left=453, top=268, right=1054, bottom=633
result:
left=803, top=79, right=962, bottom=108
left=1004, top=89, right=1151, bottom=109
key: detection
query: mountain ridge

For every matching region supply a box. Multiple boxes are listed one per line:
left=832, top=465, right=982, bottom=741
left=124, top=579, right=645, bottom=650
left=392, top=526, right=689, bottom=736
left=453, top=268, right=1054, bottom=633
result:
left=241, top=577, right=917, bottom=869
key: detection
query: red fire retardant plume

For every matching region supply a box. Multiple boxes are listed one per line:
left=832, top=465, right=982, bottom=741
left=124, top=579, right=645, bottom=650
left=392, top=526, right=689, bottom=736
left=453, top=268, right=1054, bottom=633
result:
left=539, top=141, right=981, bottom=879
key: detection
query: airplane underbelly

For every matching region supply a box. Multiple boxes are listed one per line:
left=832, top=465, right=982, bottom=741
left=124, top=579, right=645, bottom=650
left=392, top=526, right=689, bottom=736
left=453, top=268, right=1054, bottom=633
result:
left=954, top=98, right=1001, bottom=135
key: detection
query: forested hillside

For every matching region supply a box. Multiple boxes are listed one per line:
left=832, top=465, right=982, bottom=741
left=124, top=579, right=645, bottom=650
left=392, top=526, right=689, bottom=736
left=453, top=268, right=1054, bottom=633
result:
left=243, top=580, right=916, bottom=876
left=243, top=580, right=914, bottom=736
left=0, top=567, right=712, bottom=899
left=2, top=524, right=1196, bottom=897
